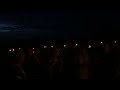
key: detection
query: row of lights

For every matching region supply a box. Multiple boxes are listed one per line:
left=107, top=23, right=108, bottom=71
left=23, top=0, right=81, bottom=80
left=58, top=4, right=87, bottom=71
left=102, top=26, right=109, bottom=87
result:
left=9, top=48, right=21, bottom=52
left=9, top=49, right=15, bottom=52
left=8, top=44, right=79, bottom=52
left=100, top=41, right=116, bottom=44
left=8, top=44, right=93, bottom=52
left=9, top=48, right=35, bottom=53
left=44, top=44, right=79, bottom=48
left=8, top=41, right=117, bottom=52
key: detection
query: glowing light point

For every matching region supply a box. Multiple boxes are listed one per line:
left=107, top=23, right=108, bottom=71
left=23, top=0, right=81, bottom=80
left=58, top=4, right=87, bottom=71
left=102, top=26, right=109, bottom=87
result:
left=114, top=41, right=116, bottom=43
left=101, top=42, right=103, bottom=44
left=19, top=48, right=21, bottom=50
left=9, top=49, right=12, bottom=52
left=51, top=46, right=53, bottom=48
left=64, top=45, right=66, bottom=47
left=33, top=48, right=34, bottom=50
left=12, top=49, right=15, bottom=51
left=88, top=45, right=91, bottom=48
left=75, top=44, right=78, bottom=46
left=44, top=46, right=47, bottom=48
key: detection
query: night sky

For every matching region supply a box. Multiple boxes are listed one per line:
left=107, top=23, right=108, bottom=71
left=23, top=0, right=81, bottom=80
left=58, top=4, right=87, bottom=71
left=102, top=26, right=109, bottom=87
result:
left=0, top=8, right=120, bottom=41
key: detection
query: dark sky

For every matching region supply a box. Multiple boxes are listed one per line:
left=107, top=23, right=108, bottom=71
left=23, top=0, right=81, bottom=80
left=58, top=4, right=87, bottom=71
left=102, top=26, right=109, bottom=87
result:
left=0, top=8, right=120, bottom=40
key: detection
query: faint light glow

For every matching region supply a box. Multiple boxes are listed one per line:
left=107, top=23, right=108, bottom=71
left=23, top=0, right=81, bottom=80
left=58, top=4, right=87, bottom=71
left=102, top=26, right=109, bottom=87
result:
left=88, top=45, right=91, bottom=48
left=64, top=45, right=66, bottom=47
left=33, top=51, right=35, bottom=53
left=19, top=48, right=21, bottom=50
left=114, top=41, right=117, bottom=43
left=9, top=49, right=12, bottom=52
left=12, top=49, right=15, bottom=51
left=75, top=44, right=78, bottom=46
left=101, top=42, right=103, bottom=44
left=44, top=46, right=47, bottom=48
left=0, top=30, right=11, bottom=32
left=0, top=24, right=15, bottom=28
left=51, top=46, right=54, bottom=48
left=33, top=48, right=34, bottom=50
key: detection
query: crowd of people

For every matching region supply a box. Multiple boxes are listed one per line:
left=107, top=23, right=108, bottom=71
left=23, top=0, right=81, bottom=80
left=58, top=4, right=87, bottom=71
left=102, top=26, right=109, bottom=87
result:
left=0, top=42, right=120, bottom=80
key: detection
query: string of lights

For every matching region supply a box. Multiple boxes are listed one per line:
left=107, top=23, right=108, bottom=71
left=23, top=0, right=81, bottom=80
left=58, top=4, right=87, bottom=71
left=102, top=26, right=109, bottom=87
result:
left=8, top=40, right=118, bottom=52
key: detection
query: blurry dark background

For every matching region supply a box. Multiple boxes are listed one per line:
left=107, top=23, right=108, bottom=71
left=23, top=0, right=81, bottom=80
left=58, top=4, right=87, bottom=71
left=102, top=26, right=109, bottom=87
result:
left=0, top=1, right=119, bottom=80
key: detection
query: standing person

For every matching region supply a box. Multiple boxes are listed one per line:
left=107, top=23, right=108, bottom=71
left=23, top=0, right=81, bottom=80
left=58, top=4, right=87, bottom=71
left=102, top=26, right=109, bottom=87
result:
left=103, top=43, right=115, bottom=79
left=75, top=47, right=91, bottom=80
left=38, top=48, right=51, bottom=80
left=61, top=48, right=76, bottom=80
left=48, top=48, right=63, bottom=80
left=15, top=50, right=26, bottom=79
left=6, top=50, right=26, bottom=79
left=23, top=48, right=40, bottom=79
left=90, top=47, right=105, bottom=80
left=0, top=48, right=10, bottom=79
left=112, top=44, right=120, bottom=79
left=80, top=48, right=90, bottom=79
